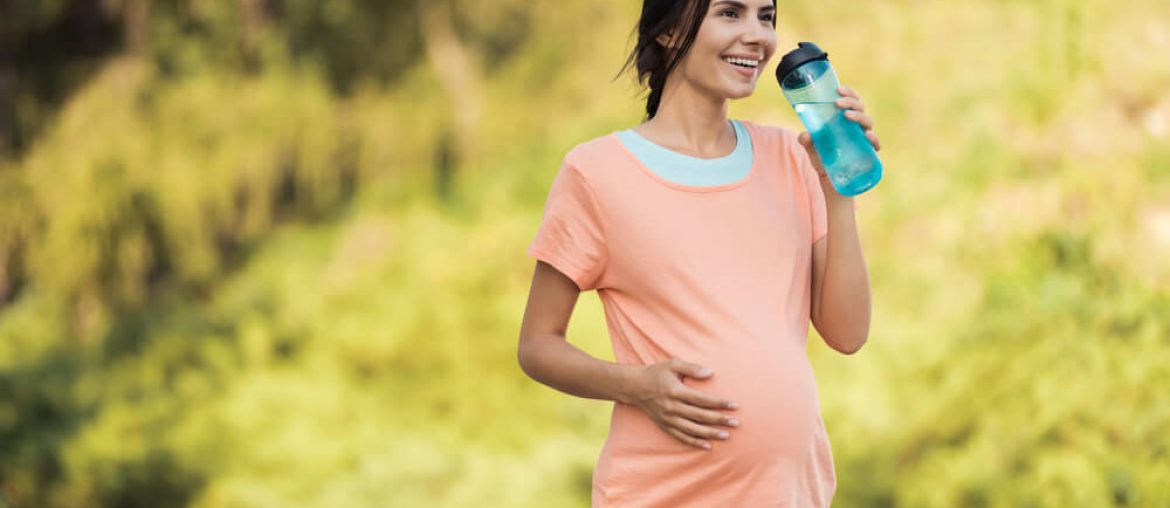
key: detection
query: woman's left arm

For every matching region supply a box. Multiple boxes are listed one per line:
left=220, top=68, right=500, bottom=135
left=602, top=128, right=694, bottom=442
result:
left=800, top=85, right=880, bottom=354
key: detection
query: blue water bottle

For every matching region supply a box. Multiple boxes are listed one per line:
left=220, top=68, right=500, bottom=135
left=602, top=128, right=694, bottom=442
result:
left=776, top=42, right=882, bottom=196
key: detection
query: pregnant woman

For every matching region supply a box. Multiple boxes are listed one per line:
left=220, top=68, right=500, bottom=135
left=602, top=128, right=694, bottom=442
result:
left=517, top=0, right=879, bottom=505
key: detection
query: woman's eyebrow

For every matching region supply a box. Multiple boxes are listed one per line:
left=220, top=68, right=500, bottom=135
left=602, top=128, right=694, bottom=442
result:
left=711, top=1, right=775, bottom=13
left=711, top=0, right=746, bottom=10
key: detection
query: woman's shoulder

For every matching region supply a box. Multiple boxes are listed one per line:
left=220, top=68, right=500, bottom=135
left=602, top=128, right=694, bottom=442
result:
left=552, top=130, right=630, bottom=186
left=563, top=131, right=622, bottom=165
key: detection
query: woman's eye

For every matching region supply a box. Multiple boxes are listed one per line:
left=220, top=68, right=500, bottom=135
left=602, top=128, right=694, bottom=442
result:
left=760, top=13, right=775, bottom=23
left=720, top=9, right=738, bottom=18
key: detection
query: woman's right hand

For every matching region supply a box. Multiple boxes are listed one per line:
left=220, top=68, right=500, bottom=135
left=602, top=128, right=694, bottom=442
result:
left=626, top=358, right=740, bottom=450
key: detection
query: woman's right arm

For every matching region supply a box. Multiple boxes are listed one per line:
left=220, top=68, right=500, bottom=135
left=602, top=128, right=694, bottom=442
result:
left=517, top=260, right=741, bottom=449
left=517, top=261, right=642, bottom=403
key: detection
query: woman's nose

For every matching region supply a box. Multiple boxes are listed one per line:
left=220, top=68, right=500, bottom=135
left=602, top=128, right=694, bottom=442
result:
left=739, top=22, right=774, bottom=49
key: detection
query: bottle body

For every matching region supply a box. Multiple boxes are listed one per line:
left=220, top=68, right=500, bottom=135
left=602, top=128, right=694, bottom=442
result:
left=780, top=59, right=882, bottom=196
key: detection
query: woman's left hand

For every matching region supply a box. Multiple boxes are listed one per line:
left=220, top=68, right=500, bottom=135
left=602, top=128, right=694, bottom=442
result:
left=797, top=85, right=882, bottom=180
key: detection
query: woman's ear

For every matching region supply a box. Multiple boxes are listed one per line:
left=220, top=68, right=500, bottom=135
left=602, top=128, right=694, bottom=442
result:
left=656, top=30, right=679, bottom=48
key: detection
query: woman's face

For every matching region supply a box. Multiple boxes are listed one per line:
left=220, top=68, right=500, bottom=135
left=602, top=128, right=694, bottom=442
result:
left=667, top=0, right=777, bottom=101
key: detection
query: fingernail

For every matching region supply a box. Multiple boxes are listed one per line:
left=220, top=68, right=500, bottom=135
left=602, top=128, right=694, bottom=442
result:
left=698, top=368, right=712, bottom=376
left=701, top=442, right=712, bottom=449
left=717, top=431, right=729, bottom=439
left=727, top=401, right=739, bottom=409
left=727, top=418, right=740, bottom=427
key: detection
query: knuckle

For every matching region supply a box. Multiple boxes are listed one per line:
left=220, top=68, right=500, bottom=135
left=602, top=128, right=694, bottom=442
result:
left=678, top=419, right=702, bottom=434
left=665, top=400, right=688, bottom=415
left=660, top=400, right=679, bottom=415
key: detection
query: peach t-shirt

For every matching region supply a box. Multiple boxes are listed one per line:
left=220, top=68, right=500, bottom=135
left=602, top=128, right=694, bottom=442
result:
left=527, top=120, right=835, bottom=507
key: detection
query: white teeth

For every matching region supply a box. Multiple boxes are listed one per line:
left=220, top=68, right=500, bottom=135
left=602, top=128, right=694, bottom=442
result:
left=723, top=56, right=759, bottom=68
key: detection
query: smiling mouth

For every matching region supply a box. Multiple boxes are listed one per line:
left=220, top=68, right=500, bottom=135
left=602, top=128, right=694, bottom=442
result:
left=722, top=56, right=760, bottom=69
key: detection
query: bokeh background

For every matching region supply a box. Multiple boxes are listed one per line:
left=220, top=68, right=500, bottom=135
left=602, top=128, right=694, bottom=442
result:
left=1, top=0, right=1169, bottom=506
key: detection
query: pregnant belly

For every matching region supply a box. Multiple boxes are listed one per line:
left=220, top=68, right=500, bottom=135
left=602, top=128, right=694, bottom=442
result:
left=598, top=343, right=827, bottom=494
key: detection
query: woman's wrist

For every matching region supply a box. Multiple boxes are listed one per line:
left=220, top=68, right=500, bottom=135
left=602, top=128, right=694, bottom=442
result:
left=611, top=363, right=646, bottom=405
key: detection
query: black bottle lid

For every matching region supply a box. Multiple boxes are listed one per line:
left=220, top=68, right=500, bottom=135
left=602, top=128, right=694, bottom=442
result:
left=775, top=42, right=829, bottom=83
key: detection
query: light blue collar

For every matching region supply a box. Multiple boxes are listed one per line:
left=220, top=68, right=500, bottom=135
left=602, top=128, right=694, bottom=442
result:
left=616, top=119, right=752, bottom=187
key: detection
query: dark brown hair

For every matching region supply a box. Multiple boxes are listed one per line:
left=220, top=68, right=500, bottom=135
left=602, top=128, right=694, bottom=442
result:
left=617, top=0, right=777, bottom=119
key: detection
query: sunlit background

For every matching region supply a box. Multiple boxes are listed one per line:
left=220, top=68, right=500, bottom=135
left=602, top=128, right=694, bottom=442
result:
left=1, top=0, right=1168, bottom=506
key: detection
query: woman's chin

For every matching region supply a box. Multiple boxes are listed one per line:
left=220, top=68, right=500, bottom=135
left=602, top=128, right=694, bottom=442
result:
left=724, top=85, right=757, bottom=101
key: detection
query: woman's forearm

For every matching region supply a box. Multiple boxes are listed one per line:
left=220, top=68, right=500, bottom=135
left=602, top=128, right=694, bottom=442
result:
left=813, top=186, right=872, bottom=353
left=518, top=334, right=642, bottom=404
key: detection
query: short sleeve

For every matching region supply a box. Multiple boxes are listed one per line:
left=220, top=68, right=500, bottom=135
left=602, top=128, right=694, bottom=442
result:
left=804, top=171, right=829, bottom=245
left=527, top=159, right=608, bottom=291
left=790, top=135, right=829, bottom=245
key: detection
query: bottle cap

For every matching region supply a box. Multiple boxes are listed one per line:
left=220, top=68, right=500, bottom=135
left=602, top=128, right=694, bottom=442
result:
left=775, top=42, right=829, bottom=84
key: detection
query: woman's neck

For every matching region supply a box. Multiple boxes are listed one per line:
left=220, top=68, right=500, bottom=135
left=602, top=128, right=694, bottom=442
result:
left=635, top=77, right=734, bottom=159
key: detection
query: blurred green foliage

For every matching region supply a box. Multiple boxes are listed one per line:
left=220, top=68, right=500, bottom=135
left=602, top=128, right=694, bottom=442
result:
left=1, top=0, right=1169, bottom=506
